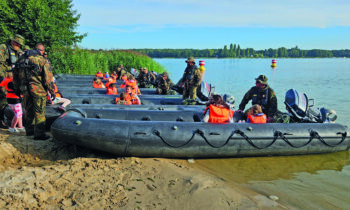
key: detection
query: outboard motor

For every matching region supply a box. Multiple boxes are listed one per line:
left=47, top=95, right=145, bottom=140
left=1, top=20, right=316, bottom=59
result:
left=284, top=89, right=337, bottom=123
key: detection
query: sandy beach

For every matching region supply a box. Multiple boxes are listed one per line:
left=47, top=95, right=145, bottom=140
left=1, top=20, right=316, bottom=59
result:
left=0, top=129, right=284, bottom=209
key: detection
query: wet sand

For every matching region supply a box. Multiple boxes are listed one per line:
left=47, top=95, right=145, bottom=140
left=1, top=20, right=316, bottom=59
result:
left=0, top=129, right=285, bottom=209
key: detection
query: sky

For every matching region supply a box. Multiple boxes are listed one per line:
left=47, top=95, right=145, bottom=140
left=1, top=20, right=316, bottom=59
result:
left=72, top=0, right=350, bottom=50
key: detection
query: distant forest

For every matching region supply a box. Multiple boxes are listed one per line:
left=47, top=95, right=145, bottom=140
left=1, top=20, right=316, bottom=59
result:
left=131, top=44, right=350, bottom=58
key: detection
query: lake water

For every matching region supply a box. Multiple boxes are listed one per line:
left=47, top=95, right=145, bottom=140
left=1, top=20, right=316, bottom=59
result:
left=155, top=58, right=350, bottom=209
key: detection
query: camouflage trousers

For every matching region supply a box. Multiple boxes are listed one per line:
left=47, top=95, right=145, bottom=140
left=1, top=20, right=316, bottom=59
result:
left=23, top=93, right=47, bottom=137
left=182, top=84, right=198, bottom=100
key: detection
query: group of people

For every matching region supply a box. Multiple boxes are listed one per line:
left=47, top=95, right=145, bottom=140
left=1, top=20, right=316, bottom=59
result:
left=202, top=74, right=277, bottom=124
left=0, top=34, right=58, bottom=140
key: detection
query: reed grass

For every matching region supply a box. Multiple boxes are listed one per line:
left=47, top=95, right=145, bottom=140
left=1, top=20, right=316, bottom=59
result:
left=49, top=47, right=167, bottom=75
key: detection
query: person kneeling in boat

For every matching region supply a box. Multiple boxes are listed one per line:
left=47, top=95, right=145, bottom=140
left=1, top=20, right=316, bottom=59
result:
left=93, top=77, right=105, bottom=88
left=246, top=105, right=267, bottom=124
left=47, top=82, right=71, bottom=112
left=106, top=83, right=118, bottom=95
left=115, top=92, right=132, bottom=105
left=202, top=94, right=234, bottom=123
left=155, top=72, right=175, bottom=95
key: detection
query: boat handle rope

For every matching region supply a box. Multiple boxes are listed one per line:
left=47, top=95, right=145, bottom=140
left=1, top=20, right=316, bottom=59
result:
left=274, top=131, right=313, bottom=148
left=153, top=130, right=197, bottom=148
left=309, top=130, right=347, bottom=147
left=233, top=130, right=278, bottom=149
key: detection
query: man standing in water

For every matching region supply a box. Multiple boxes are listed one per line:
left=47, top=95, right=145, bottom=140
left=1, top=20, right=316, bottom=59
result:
left=178, top=57, right=202, bottom=105
left=238, top=75, right=277, bottom=121
left=13, top=43, right=55, bottom=140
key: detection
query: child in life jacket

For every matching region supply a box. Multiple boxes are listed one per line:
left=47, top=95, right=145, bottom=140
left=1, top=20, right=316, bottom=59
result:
left=0, top=72, right=25, bottom=133
left=103, top=72, right=110, bottom=80
left=105, top=78, right=115, bottom=90
left=120, top=75, right=141, bottom=95
left=106, top=83, right=118, bottom=95
left=96, top=71, right=103, bottom=78
left=125, top=85, right=141, bottom=105
left=93, top=77, right=105, bottom=88
left=115, top=92, right=132, bottom=105
left=47, top=82, right=71, bottom=112
left=203, top=94, right=234, bottom=123
left=247, top=104, right=267, bottom=124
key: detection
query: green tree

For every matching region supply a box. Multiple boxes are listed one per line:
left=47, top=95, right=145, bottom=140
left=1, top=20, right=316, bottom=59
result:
left=0, top=0, right=86, bottom=48
left=237, top=44, right=241, bottom=57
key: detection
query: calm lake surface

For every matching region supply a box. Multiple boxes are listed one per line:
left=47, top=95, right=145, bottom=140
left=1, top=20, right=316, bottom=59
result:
left=155, top=58, right=350, bottom=209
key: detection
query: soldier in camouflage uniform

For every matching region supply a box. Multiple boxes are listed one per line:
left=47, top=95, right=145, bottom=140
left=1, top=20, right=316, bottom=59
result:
left=116, top=64, right=128, bottom=80
left=0, top=34, right=25, bottom=127
left=238, top=75, right=278, bottom=120
left=137, top=67, right=156, bottom=88
left=13, top=43, right=55, bottom=140
left=155, top=72, right=174, bottom=95
left=179, top=57, right=202, bottom=103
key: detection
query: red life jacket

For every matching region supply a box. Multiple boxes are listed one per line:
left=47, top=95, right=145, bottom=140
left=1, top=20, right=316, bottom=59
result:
left=204, top=105, right=233, bottom=123
left=247, top=113, right=267, bottom=124
left=0, top=78, right=19, bottom=99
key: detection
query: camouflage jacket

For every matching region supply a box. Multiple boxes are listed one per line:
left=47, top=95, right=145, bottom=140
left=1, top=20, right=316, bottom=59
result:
left=137, top=72, right=156, bottom=86
left=238, top=86, right=278, bottom=118
left=181, top=65, right=202, bottom=87
left=0, top=43, right=22, bottom=77
left=13, top=51, right=55, bottom=97
left=157, top=77, right=174, bottom=90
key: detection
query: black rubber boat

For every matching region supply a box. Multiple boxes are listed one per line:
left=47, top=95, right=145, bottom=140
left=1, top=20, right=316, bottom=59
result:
left=58, top=87, right=158, bottom=95
left=51, top=108, right=350, bottom=158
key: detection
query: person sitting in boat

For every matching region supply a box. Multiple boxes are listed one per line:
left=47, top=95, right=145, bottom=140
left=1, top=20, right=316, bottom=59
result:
left=137, top=67, right=156, bottom=88
left=47, top=82, right=71, bottom=112
left=111, top=75, right=117, bottom=83
left=125, top=85, right=141, bottom=105
left=120, top=75, right=141, bottom=95
left=237, top=75, right=277, bottom=122
left=111, top=71, right=117, bottom=78
left=104, top=78, right=115, bottom=90
left=155, top=72, right=175, bottom=95
left=115, top=92, right=132, bottom=105
left=103, top=72, right=110, bottom=80
left=246, top=104, right=267, bottom=124
left=96, top=71, right=103, bottom=78
left=93, top=77, right=105, bottom=88
left=202, top=94, right=234, bottom=123
left=106, top=83, right=118, bottom=95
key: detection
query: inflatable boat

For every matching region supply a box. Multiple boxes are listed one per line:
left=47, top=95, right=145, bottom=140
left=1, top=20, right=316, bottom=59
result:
left=51, top=108, right=350, bottom=158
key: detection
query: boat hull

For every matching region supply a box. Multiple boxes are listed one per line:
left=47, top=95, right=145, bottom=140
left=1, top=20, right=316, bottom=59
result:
left=51, top=109, right=350, bottom=158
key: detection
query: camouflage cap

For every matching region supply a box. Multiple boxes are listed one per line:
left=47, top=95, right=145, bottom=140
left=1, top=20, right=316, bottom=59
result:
left=162, top=72, right=168, bottom=77
left=255, top=75, right=268, bottom=85
left=11, top=34, right=25, bottom=45
left=185, top=57, right=195, bottom=64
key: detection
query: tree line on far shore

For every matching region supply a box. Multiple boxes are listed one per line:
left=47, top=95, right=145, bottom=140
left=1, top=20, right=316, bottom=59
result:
left=131, top=44, right=350, bottom=58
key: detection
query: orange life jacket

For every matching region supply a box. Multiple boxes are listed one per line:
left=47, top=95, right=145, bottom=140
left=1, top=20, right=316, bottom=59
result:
left=96, top=72, right=103, bottom=77
left=53, top=83, right=62, bottom=98
left=105, top=81, right=116, bottom=89
left=93, top=81, right=104, bottom=88
left=103, top=73, right=109, bottom=80
left=115, top=97, right=132, bottom=105
left=204, top=105, right=234, bottom=123
left=0, top=78, right=19, bottom=99
left=125, top=93, right=140, bottom=105
left=106, top=88, right=118, bottom=95
left=247, top=113, right=267, bottom=124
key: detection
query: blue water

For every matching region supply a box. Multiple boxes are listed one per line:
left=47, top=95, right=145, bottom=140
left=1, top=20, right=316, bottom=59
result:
left=155, top=58, right=350, bottom=209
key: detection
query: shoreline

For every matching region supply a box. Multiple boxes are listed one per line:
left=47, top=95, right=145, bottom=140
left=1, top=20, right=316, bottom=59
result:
left=0, top=129, right=284, bottom=209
